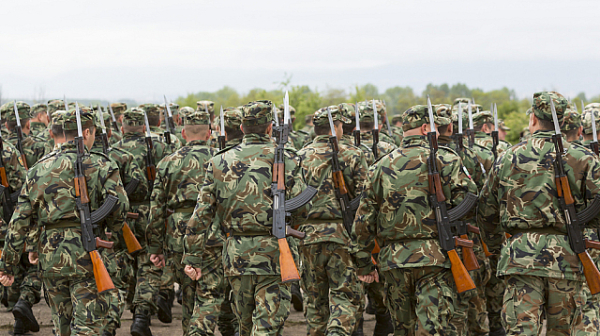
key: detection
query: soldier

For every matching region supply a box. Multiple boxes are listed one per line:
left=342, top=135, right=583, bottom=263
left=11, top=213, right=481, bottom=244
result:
left=562, top=109, right=583, bottom=144
left=472, top=110, right=509, bottom=155
left=296, top=107, right=367, bottom=336
left=148, top=111, right=214, bottom=335
left=520, top=124, right=531, bottom=143
left=581, top=103, right=600, bottom=150
left=498, top=120, right=511, bottom=145
left=140, top=103, right=181, bottom=151
left=374, top=101, right=400, bottom=147
left=1, top=102, right=46, bottom=168
left=352, top=104, right=477, bottom=334
left=197, top=100, right=217, bottom=148
left=183, top=100, right=311, bottom=336
left=29, top=103, right=49, bottom=139
left=0, top=108, right=129, bottom=335
left=357, top=102, right=397, bottom=161
left=478, top=91, right=600, bottom=335
left=277, top=103, right=309, bottom=150
left=160, top=102, right=185, bottom=146
left=301, top=114, right=316, bottom=141
left=113, top=108, right=170, bottom=336
left=390, top=115, right=403, bottom=146
left=338, top=103, right=375, bottom=164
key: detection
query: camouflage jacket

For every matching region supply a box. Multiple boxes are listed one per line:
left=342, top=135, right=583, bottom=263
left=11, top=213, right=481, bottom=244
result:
left=114, top=132, right=171, bottom=196
left=352, top=135, right=477, bottom=273
left=300, top=126, right=315, bottom=141
left=478, top=130, right=600, bottom=281
left=174, top=125, right=185, bottom=146
left=148, top=140, right=215, bottom=255
left=339, top=134, right=375, bottom=165
left=289, top=130, right=309, bottom=150
left=29, top=122, right=47, bottom=139
left=381, top=128, right=401, bottom=147
left=475, top=131, right=508, bottom=156
left=297, top=135, right=368, bottom=246
left=224, top=137, right=243, bottom=150
left=359, top=132, right=397, bottom=162
left=150, top=125, right=182, bottom=151
left=109, top=131, right=122, bottom=146
left=7, top=133, right=46, bottom=168
left=183, top=133, right=311, bottom=276
left=457, top=135, right=494, bottom=174
left=0, top=141, right=27, bottom=241
left=0, top=142, right=129, bottom=277
left=438, top=135, right=485, bottom=191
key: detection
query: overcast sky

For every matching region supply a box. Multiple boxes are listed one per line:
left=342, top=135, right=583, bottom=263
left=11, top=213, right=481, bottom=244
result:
left=1, top=0, right=598, bottom=102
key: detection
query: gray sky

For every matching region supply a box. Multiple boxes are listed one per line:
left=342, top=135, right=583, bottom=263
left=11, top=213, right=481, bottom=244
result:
left=1, top=0, right=599, bottom=102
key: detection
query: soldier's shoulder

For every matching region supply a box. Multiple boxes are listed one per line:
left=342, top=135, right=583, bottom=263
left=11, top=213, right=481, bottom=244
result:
left=439, top=145, right=460, bottom=158
left=214, top=144, right=240, bottom=156
left=89, top=150, right=112, bottom=162
left=567, top=141, right=596, bottom=158
left=108, top=146, right=135, bottom=158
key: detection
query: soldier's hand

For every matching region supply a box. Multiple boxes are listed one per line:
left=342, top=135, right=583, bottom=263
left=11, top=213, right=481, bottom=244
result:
left=184, top=265, right=202, bottom=280
left=0, top=272, right=14, bottom=286
left=358, top=270, right=379, bottom=283
left=28, top=252, right=39, bottom=265
left=150, top=254, right=165, bottom=268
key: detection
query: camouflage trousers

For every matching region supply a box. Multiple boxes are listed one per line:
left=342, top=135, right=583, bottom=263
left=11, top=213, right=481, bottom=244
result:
left=105, top=249, right=135, bottom=335
left=229, top=274, right=291, bottom=336
left=43, top=273, right=112, bottom=336
left=188, top=247, right=225, bottom=336
left=299, top=242, right=362, bottom=336
left=366, top=277, right=388, bottom=314
left=486, top=256, right=505, bottom=333
left=382, top=266, right=458, bottom=336
left=163, top=252, right=196, bottom=335
left=218, top=281, right=239, bottom=336
left=502, top=274, right=593, bottom=335
left=0, top=254, right=41, bottom=310
left=132, top=251, right=163, bottom=315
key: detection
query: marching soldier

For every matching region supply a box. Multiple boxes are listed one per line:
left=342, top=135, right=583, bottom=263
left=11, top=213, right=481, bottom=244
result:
left=472, top=111, right=509, bottom=155
left=582, top=104, right=600, bottom=150
left=140, top=103, right=181, bottom=151
left=357, top=102, right=397, bottom=161
left=1, top=102, right=47, bottom=168
left=277, top=104, right=309, bottom=150
left=29, top=103, right=49, bottom=139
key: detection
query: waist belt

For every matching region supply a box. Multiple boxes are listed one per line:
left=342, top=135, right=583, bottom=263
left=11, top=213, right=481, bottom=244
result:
left=303, top=219, right=343, bottom=225
left=510, top=227, right=566, bottom=236
left=45, top=220, right=80, bottom=230
left=172, top=207, right=195, bottom=213
left=230, top=231, right=271, bottom=237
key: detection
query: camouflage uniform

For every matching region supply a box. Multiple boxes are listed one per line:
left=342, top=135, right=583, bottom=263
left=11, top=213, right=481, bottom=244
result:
left=0, top=102, right=47, bottom=169
left=183, top=100, right=311, bottom=336
left=108, top=102, right=127, bottom=145
left=352, top=105, right=478, bottom=335
left=296, top=107, right=367, bottom=336
left=29, top=103, right=48, bottom=139
left=478, top=91, right=600, bottom=335
left=148, top=111, right=215, bottom=335
left=472, top=111, right=509, bottom=156
left=276, top=104, right=309, bottom=150
left=113, top=109, right=171, bottom=331
left=357, top=102, right=397, bottom=161
left=0, top=109, right=129, bottom=336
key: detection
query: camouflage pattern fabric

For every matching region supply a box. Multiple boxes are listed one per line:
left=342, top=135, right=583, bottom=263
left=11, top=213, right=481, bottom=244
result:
left=582, top=104, right=600, bottom=135
left=338, top=134, right=375, bottom=165
left=359, top=132, right=397, bottom=161
left=6, top=133, right=46, bottom=168
left=168, top=252, right=200, bottom=335
left=217, top=282, right=239, bottom=336
left=474, top=131, right=508, bottom=156
left=0, top=254, right=41, bottom=310
left=0, top=140, right=26, bottom=236
left=188, top=247, right=225, bottom=336
left=150, top=125, right=182, bottom=151
left=29, top=122, right=47, bottom=138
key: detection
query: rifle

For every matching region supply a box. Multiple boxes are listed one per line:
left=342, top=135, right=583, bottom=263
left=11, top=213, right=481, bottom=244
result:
left=218, top=106, right=226, bottom=150
left=162, top=96, right=173, bottom=145
left=96, top=109, right=110, bottom=154
left=73, top=103, right=115, bottom=293
left=353, top=103, right=361, bottom=147
left=108, top=104, right=120, bottom=134
left=0, top=130, right=14, bottom=224
left=326, top=107, right=360, bottom=236
left=272, top=92, right=317, bottom=282
left=426, top=96, right=476, bottom=293
left=455, top=102, right=465, bottom=153
left=491, top=103, right=499, bottom=159
left=466, top=101, right=475, bottom=149
left=123, top=212, right=142, bottom=255
left=143, top=111, right=157, bottom=184
left=550, top=99, right=600, bottom=294
left=372, top=99, right=379, bottom=159
left=12, top=102, right=28, bottom=170
left=590, top=106, right=599, bottom=156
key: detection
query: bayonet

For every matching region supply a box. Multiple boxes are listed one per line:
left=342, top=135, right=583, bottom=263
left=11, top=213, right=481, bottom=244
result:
left=108, top=104, right=120, bottom=133
left=491, top=103, right=499, bottom=159
left=64, top=95, right=69, bottom=110
left=456, top=102, right=464, bottom=152
left=162, top=96, right=172, bottom=145
left=218, top=106, right=226, bottom=150
left=97, top=108, right=110, bottom=155
left=353, top=103, right=361, bottom=147
left=591, top=108, right=598, bottom=155
left=327, top=107, right=336, bottom=138
left=13, top=101, right=28, bottom=169
left=372, top=99, right=379, bottom=159
left=466, top=101, right=475, bottom=148
left=143, top=111, right=156, bottom=183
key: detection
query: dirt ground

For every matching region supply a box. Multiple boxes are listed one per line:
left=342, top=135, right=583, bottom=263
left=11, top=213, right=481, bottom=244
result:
left=0, top=303, right=379, bottom=336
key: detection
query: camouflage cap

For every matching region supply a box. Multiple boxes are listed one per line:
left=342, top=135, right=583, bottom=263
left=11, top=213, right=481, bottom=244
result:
left=338, top=103, right=357, bottom=124
left=472, top=111, right=494, bottom=128
left=391, top=115, right=402, bottom=124
left=110, top=102, right=128, bottom=115
left=2, top=101, right=31, bottom=122
left=122, top=108, right=146, bottom=126
left=91, top=105, right=105, bottom=112
left=452, top=103, right=483, bottom=114
left=183, top=111, right=210, bottom=126
left=67, top=102, right=78, bottom=109
left=273, top=106, right=282, bottom=121
left=527, top=91, right=567, bottom=123
left=358, top=101, right=383, bottom=123
left=160, top=103, right=180, bottom=116
left=277, top=104, right=296, bottom=117
left=582, top=103, right=600, bottom=134
left=560, top=109, right=581, bottom=133
left=499, top=120, right=510, bottom=131
left=402, top=105, right=450, bottom=131
left=453, top=98, right=472, bottom=106
left=93, top=112, right=111, bottom=130
left=434, top=104, right=452, bottom=121
left=51, top=110, right=67, bottom=125
left=223, top=107, right=243, bottom=128
left=179, top=106, right=195, bottom=118
left=313, top=106, right=350, bottom=126
left=241, top=100, right=273, bottom=126
left=62, top=109, right=96, bottom=130
left=31, top=103, right=47, bottom=116
left=196, top=101, right=215, bottom=114
left=48, top=100, right=66, bottom=114
left=139, top=103, right=160, bottom=116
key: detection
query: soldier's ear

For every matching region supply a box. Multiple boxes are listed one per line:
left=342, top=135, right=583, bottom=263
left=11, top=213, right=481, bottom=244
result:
left=421, top=123, right=428, bottom=135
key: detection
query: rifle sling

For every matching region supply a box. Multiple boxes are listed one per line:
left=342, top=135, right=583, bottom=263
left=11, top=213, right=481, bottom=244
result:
left=284, top=186, right=318, bottom=212
left=90, top=195, right=119, bottom=225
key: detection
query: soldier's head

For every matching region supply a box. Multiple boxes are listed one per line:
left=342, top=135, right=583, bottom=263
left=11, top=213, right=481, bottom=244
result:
left=196, top=100, right=215, bottom=122
left=93, top=111, right=113, bottom=140
left=2, top=101, right=32, bottom=135
left=391, top=115, right=402, bottom=127
left=402, top=105, right=450, bottom=137
left=277, top=104, right=296, bottom=125
left=313, top=106, right=348, bottom=137
left=121, top=108, right=146, bottom=134
left=47, top=100, right=66, bottom=115
left=339, top=103, right=357, bottom=134
left=241, top=100, right=273, bottom=135
left=358, top=101, right=383, bottom=132
left=62, top=109, right=97, bottom=149
left=560, top=105, right=582, bottom=142
left=498, top=120, right=510, bottom=140
left=110, top=102, right=128, bottom=124
left=582, top=103, right=600, bottom=141
left=31, top=103, right=49, bottom=125
left=472, top=111, right=494, bottom=133
left=434, top=104, right=453, bottom=136
left=528, top=91, right=568, bottom=133
left=223, top=107, right=244, bottom=141
left=182, top=111, right=211, bottom=142
left=305, top=114, right=314, bottom=127
left=139, top=103, right=161, bottom=126
left=49, top=110, right=67, bottom=144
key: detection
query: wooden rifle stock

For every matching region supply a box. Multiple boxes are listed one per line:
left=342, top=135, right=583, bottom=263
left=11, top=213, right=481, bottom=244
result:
left=122, top=222, right=142, bottom=255
left=74, top=176, right=90, bottom=204
left=586, top=239, right=600, bottom=250
left=459, top=234, right=480, bottom=271
left=89, top=250, right=115, bottom=293
left=20, top=154, right=28, bottom=170
left=0, top=168, right=8, bottom=188
left=278, top=238, right=301, bottom=282
left=579, top=251, right=600, bottom=295
left=274, top=162, right=285, bottom=191
left=591, top=142, right=599, bottom=156
left=95, top=237, right=114, bottom=249
left=147, top=166, right=156, bottom=182
left=447, top=249, right=476, bottom=293
left=467, top=224, right=492, bottom=257
left=332, top=171, right=348, bottom=195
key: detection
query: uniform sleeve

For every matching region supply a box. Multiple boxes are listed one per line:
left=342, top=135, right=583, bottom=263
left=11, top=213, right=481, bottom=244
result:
left=148, top=162, right=169, bottom=255
left=477, top=161, right=502, bottom=254
left=182, top=159, right=216, bottom=268
left=351, top=165, right=378, bottom=275
left=103, top=160, right=128, bottom=233
left=123, top=153, right=149, bottom=203
left=285, top=153, right=312, bottom=223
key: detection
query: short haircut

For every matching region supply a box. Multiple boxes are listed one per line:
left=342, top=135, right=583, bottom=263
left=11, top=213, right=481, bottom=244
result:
left=538, top=119, right=554, bottom=131
left=314, top=121, right=341, bottom=136
left=438, top=124, right=450, bottom=135
left=148, top=115, right=160, bottom=126
left=64, top=126, right=95, bottom=139
left=242, top=123, right=270, bottom=135
left=183, top=124, right=209, bottom=136
left=564, top=128, right=580, bottom=141
left=6, top=119, right=30, bottom=132
left=51, top=124, right=64, bottom=136
left=123, top=124, right=144, bottom=133
left=225, top=126, right=244, bottom=140
left=473, top=122, right=492, bottom=132
left=342, top=123, right=355, bottom=134
left=360, top=121, right=374, bottom=132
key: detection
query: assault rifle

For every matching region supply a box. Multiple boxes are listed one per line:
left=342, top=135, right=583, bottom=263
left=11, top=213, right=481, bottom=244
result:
left=272, top=92, right=317, bottom=282
left=218, top=106, right=226, bottom=150
left=326, top=107, right=361, bottom=236
left=108, top=104, right=120, bottom=134
left=455, top=102, right=465, bottom=152
left=591, top=106, right=599, bottom=156
left=73, top=103, right=116, bottom=293
left=372, top=100, right=379, bottom=159
left=353, top=103, right=361, bottom=147
left=466, top=101, right=475, bottom=149
left=426, top=96, right=477, bottom=293
left=12, top=102, right=28, bottom=170
left=162, top=96, right=173, bottom=145
left=143, top=111, right=157, bottom=183
left=550, top=99, right=600, bottom=294
left=491, top=103, right=499, bottom=159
